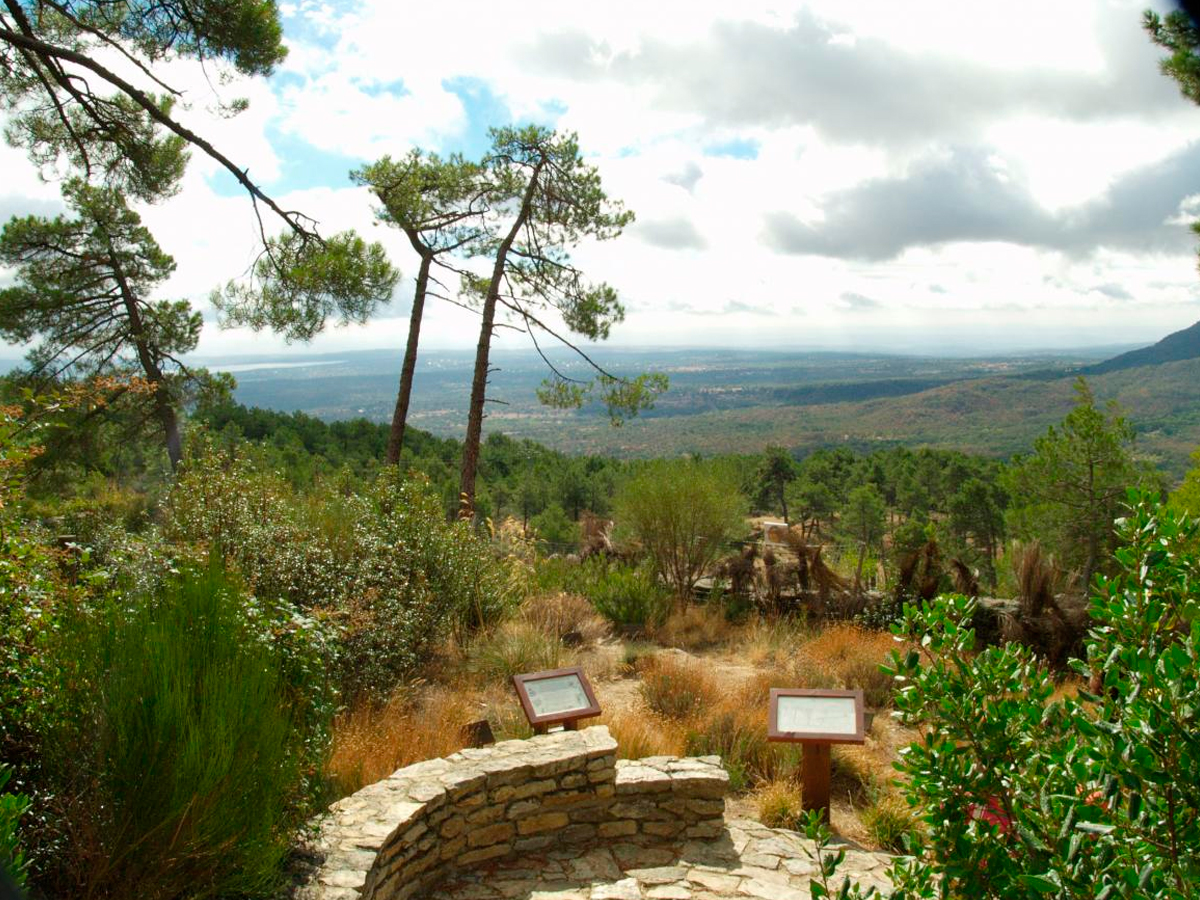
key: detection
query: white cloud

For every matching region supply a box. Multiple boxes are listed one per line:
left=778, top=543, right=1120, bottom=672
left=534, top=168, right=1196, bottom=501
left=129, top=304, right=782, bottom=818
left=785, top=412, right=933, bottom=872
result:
left=2, top=0, right=1199, bottom=361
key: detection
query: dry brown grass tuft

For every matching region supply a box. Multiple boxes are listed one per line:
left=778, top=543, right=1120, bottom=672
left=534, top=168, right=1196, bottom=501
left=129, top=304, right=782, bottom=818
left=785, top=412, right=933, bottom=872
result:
left=793, top=624, right=900, bottom=709
left=519, top=591, right=609, bottom=644
left=735, top=616, right=812, bottom=667
left=651, top=604, right=738, bottom=651
left=599, top=708, right=687, bottom=759
left=639, top=654, right=722, bottom=720
left=755, top=778, right=806, bottom=830
left=328, top=685, right=492, bottom=795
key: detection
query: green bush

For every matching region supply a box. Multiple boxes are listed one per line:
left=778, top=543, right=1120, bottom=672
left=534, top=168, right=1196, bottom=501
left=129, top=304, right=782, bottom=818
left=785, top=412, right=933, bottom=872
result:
left=587, top=562, right=672, bottom=630
left=166, top=442, right=516, bottom=701
left=614, top=459, right=746, bottom=605
left=883, top=492, right=1200, bottom=898
left=30, top=563, right=334, bottom=899
left=684, top=709, right=802, bottom=792
left=0, top=764, right=30, bottom=889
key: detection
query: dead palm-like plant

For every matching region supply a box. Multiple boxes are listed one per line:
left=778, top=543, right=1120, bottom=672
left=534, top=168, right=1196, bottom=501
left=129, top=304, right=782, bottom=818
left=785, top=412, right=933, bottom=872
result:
left=1000, top=541, right=1088, bottom=668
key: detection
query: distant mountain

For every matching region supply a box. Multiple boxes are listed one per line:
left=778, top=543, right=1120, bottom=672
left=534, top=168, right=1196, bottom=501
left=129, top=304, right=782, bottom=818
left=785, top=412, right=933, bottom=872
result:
left=1084, top=319, right=1200, bottom=375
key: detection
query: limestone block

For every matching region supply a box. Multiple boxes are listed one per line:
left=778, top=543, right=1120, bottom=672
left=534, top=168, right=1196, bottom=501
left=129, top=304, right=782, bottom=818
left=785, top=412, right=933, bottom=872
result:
left=516, top=811, right=570, bottom=835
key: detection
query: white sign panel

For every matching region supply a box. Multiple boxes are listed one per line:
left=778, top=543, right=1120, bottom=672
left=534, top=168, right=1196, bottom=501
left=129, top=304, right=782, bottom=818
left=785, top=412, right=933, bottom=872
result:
left=524, top=674, right=591, bottom=718
left=776, top=694, right=858, bottom=737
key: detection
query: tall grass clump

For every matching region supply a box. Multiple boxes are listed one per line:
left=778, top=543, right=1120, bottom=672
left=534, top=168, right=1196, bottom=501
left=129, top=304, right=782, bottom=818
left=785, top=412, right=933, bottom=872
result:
left=640, top=655, right=720, bottom=720
left=34, top=563, right=333, bottom=899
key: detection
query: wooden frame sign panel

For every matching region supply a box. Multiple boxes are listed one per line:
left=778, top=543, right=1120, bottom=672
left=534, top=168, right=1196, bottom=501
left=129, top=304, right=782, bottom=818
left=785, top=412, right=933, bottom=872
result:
left=512, top=666, right=602, bottom=731
left=768, top=688, right=865, bottom=745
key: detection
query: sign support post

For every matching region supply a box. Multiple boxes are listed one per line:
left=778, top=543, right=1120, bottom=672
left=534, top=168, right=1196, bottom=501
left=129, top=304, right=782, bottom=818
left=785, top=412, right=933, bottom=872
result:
left=767, top=688, right=866, bottom=822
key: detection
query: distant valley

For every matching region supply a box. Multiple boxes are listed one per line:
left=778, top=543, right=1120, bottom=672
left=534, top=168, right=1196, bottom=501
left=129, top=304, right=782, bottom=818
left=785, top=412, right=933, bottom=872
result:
left=197, top=325, right=1200, bottom=481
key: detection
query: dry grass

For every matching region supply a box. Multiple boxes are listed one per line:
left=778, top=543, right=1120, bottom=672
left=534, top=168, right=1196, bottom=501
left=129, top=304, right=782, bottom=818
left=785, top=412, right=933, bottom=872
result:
left=639, top=654, right=723, bottom=720
left=861, top=792, right=918, bottom=852
left=735, top=616, right=813, bottom=667
left=328, top=685, right=488, bottom=794
left=463, top=620, right=572, bottom=685
left=519, top=591, right=609, bottom=644
left=651, top=603, right=738, bottom=651
left=599, top=708, right=687, bottom=759
left=755, top=778, right=806, bottom=830
left=794, top=624, right=901, bottom=709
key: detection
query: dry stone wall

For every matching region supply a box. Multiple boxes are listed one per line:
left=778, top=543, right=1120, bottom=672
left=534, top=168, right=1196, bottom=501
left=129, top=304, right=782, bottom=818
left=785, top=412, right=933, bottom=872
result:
left=297, top=726, right=728, bottom=900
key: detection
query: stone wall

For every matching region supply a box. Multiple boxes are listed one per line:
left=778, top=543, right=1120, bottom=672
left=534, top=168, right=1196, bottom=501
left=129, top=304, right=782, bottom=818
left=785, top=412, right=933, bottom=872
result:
left=297, top=726, right=729, bottom=900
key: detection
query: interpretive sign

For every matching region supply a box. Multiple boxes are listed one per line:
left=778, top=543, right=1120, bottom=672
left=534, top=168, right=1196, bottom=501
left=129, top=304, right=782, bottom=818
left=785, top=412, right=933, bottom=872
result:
left=768, top=688, right=865, bottom=821
left=768, top=688, right=865, bottom=744
left=512, top=666, right=602, bottom=732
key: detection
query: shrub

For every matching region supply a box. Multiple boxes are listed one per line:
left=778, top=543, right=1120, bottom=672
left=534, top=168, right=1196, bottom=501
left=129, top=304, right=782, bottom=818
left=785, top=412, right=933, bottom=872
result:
left=0, top=764, right=29, bottom=889
left=795, top=624, right=898, bottom=708
left=756, top=778, right=805, bottom=830
left=639, top=655, right=720, bottom=720
left=586, top=562, right=671, bottom=631
left=32, top=562, right=334, bottom=899
left=652, top=603, right=737, bottom=651
left=166, top=445, right=516, bottom=701
left=599, top=709, right=686, bottom=760
left=519, top=591, right=609, bottom=644
left=684, top=707, right=802, bottom=792
left=614, top=459, right=746, bottom=606
left=465, top=622, right=567, bottom=685
left=884, top=493, right=1200, bottom=898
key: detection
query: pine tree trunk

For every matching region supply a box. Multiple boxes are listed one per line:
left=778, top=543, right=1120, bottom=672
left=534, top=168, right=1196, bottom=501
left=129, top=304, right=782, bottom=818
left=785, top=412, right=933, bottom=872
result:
left=109, top=242, right=182, bottom=470
left=459, top=159, right=545, bottom=519
left=386, top=251, right=432, bottom=465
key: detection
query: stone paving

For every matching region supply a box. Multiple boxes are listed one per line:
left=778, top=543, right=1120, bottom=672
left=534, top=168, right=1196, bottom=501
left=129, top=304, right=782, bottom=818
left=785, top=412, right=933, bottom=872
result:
left=429, top=817, right=894, bottom=899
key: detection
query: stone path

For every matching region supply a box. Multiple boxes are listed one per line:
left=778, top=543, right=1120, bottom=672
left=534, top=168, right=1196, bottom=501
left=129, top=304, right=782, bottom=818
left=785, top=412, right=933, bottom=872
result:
left=430, top=817, right=893, bottom=899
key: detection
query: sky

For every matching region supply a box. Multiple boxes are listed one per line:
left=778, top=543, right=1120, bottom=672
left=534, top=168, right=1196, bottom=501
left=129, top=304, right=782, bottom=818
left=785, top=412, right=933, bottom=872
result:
left=4, top=0, right=1200, bottom=358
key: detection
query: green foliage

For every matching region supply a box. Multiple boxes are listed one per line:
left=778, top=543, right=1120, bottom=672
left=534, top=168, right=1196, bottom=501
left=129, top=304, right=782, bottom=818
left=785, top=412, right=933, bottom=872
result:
left=1169, top=447, right=1200, bottom=516
left=459, top=124, right=656, bottom=510
left=165, top=439, right=515, bottom=701
left=0, top=179, right=203, bottom=465
left=7, top=559, right=334, bottom=899
left=882, top=493, right=1200, bottom=898
left=755, top=444, right=797, bottom=520
left=1145, top=9, right=1200, bottom=108
left=800, top=811, right=881, bottom=899
left=586, top=563, right=671, bottom=630
left=213, top=229, right=400, bottom=342
left=0, top=764, right=30, bottom=889
left=535, top=557, right=670, bottom=630
left=615, top=458, right=746, bottom=604
left=530, top=502, right=579, bottom=551
left=1006, top=378, right=1153, bottom=589
left=842, top=482, right=887, bottom=585
left=2, top=1, right=279, bottom=201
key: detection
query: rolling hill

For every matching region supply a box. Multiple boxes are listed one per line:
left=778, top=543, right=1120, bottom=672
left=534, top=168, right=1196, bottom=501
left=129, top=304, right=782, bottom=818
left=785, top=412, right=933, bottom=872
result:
left=1083, top=318, right=1200, bottom=375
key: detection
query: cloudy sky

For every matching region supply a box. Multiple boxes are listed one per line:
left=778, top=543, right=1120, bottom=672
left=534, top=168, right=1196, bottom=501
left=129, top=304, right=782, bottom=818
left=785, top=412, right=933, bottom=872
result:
left=4, top=0, right=1200, bottom=357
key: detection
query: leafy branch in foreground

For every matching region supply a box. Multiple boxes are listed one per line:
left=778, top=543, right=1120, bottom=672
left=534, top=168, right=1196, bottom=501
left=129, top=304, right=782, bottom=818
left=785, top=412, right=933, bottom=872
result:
left=877, top=491, right=1200, bottom=899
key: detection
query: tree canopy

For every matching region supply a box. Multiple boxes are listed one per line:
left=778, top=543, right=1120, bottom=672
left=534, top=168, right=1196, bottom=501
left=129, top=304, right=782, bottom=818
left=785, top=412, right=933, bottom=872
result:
left=0, top=178, right=201, bottom=466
